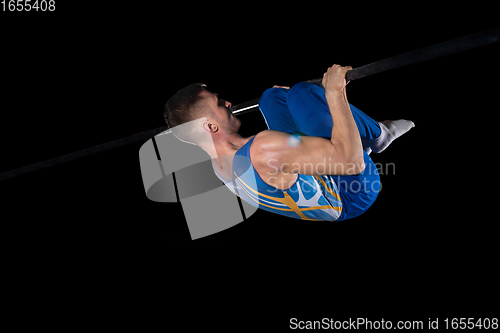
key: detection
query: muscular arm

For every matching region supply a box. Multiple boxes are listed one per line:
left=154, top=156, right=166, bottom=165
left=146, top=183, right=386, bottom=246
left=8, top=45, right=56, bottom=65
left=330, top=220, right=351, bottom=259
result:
left=253, top=65, right=365, bottom=178
left=323, top=66, right=364, bottom=171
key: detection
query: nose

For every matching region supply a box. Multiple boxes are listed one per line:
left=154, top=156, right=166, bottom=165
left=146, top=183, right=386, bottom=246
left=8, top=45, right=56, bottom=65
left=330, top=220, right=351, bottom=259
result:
left=225, top=100, right=232, bottom=108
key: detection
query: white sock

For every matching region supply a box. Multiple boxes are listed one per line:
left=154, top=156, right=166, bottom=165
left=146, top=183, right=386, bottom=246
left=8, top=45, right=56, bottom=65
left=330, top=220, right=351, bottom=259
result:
left=370, top=119, right=415, bottom=153
left=362, top=139, right=372, bottom=155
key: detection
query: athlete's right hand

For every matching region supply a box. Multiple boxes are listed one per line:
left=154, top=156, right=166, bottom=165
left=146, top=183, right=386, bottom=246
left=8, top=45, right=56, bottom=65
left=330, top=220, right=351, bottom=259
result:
left=322, top=65, right=352, bottom=92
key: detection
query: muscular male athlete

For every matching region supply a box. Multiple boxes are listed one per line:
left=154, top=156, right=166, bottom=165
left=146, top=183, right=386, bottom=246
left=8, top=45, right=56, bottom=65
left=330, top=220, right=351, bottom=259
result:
left=164, top=65, right=414, bottom=221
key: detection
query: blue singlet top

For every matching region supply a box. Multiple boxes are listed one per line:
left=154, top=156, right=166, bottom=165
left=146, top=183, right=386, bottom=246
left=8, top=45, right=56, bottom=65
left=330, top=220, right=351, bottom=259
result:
left=213, top=136, right=343, bottom=221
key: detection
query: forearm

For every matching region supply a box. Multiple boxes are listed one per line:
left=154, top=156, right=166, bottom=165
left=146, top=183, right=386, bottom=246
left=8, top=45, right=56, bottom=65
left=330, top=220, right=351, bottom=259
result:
left=325, top=88, right=364, bottom=166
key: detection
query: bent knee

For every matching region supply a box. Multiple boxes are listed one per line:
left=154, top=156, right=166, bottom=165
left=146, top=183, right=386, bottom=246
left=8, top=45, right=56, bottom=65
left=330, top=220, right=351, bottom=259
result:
left=287, top=82, right=319, bottom=104
left=259, top=87, right=288, bottom=112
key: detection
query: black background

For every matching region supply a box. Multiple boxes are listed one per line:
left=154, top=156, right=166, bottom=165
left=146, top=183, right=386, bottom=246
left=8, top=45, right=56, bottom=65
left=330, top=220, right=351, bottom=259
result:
left=1, top=3, right=498, bottom=323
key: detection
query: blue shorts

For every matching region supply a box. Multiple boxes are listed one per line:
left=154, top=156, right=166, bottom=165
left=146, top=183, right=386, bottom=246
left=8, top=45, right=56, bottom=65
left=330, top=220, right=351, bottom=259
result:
left=258, top=82, right=381, bottom=220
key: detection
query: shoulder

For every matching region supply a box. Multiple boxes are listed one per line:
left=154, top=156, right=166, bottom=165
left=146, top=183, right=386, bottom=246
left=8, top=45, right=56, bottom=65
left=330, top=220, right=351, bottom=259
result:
left=250, top=130, right=290, bottom=170
left=251, top=130, right=291, bottom=153
left=249, top=130, right=299, bottom=189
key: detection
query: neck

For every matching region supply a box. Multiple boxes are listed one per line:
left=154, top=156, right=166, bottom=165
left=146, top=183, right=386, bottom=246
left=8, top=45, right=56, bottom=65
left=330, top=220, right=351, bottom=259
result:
left=206, top=133, right=249, bottom=157
left=202, top=132, right=254, bottom=174
left=224, top=132, right=251, bottom=152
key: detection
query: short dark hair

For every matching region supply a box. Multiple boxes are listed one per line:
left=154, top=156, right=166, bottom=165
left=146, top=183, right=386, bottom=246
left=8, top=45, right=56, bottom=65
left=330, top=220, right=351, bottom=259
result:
left=163, top=83, right=211, bottom=145
left=163, top=83, right=208, bottom=128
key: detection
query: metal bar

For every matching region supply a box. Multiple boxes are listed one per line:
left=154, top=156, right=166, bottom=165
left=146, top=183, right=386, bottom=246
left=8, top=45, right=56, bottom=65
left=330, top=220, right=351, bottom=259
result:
left=2, top=27, right=498, bottom=182
left=230, top=98, right=260, bottom=115
left=323, top=26, right=500, bottom=83
left=0, top=126, right=169, bottom=182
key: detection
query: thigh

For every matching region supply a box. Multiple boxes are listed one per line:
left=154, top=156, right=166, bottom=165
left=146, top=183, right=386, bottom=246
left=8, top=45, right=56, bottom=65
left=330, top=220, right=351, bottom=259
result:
left=286, top=82, right=381, bottom=140
left=286, top=82, right=333, bottom=138
left=334, top=151, right=381, bottom=220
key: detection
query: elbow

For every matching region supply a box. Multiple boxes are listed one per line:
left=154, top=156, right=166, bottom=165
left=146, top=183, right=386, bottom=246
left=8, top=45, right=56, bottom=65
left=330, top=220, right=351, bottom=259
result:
left=342, top=153, right=365, bottom=175
left=331, top=142, right=365, bottom=175
left=349, top=159, right=365, bottom=175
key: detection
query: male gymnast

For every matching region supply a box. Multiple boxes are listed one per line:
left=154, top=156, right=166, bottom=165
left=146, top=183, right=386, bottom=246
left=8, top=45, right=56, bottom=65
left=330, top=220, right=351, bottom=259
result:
left=163, top=65, right=414, bottom=221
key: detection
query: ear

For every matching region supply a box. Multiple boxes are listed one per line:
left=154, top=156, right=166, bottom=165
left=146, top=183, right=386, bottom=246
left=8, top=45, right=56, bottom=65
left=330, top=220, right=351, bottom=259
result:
left=202, top=120, right=219, bottom=134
